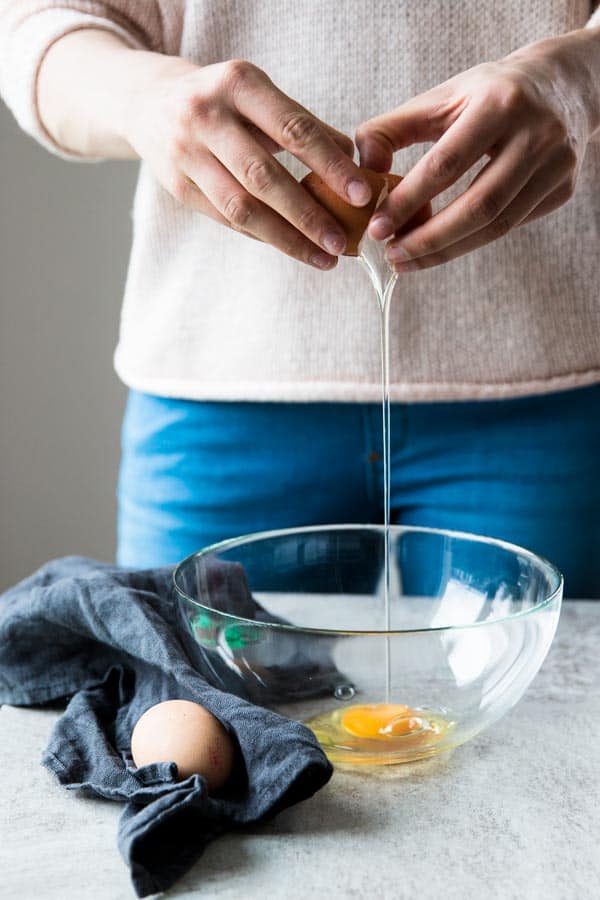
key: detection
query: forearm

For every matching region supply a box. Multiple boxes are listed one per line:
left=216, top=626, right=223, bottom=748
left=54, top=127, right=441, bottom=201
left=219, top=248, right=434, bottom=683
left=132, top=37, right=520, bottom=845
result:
left=37, top=29, right=194, bottom=158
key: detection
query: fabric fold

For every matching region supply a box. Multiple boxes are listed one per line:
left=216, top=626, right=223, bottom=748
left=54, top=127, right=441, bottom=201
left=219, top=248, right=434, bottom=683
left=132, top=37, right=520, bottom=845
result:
left=0, top=556, right=333, bottom=897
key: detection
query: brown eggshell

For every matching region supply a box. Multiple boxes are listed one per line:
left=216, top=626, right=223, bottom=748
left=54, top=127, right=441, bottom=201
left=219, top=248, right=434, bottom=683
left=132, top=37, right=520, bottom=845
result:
left=301, top=167, right=386, bottom=256
left=131, top=700, right=234, bottom=794
left=301, top=168, right=431, bottom=255
left=385, top=172, right=403, bottom=192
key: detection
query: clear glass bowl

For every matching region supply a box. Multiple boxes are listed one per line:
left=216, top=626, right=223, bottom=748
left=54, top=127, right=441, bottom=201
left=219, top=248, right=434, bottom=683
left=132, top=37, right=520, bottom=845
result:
left=174, top=525, right=562, bottom=766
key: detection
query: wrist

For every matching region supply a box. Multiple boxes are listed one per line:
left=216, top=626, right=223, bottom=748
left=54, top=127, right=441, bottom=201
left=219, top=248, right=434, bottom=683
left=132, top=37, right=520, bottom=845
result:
left=38, top=30, right=140, bottom=158
left=506, top=28, right=600, bottom=141
left=119, top=51, right=199, bottom=154
left=37, top=29, right=198, bottom=159
left=550, top=28, right=600, bottom=139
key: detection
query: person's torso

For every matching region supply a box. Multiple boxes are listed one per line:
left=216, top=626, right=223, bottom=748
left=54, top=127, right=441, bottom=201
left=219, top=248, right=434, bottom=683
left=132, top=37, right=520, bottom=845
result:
left=116, top=1, right=600, bottom=401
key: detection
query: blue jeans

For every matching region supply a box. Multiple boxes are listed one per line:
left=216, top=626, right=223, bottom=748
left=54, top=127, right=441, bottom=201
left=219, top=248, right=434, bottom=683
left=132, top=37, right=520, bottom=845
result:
left=117, top=385, right=600, bottom=597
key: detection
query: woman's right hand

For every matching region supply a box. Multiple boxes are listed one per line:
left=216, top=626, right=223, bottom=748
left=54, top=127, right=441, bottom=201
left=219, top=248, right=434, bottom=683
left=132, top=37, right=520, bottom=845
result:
left=125, top=57, right=372, bottom=269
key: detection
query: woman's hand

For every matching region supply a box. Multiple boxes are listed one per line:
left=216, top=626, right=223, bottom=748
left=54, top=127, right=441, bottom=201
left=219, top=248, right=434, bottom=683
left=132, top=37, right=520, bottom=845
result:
left=356, top=28, right=600, bottom=272
left=38, top=32, right=373, bottom=270
left=125, top=56, right=374, bottom=269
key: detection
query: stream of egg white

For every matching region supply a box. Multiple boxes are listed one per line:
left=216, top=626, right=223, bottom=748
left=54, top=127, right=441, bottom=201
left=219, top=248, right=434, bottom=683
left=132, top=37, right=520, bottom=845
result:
left=358, top=234, right=398, bottom=704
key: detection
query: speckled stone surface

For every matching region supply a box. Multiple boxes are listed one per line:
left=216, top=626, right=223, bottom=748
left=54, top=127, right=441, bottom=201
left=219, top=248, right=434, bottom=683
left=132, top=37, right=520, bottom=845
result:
left=1, top=602, right=598, bottom=900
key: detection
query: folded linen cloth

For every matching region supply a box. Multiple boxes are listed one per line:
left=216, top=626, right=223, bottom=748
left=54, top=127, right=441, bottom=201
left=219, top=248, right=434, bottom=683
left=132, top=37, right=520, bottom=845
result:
left=0, top=556, right=333, bottom=897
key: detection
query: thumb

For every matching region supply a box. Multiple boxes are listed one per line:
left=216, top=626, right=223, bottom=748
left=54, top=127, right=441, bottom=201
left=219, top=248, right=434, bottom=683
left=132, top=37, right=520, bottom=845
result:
left=356, top=85, right=455, bottom=170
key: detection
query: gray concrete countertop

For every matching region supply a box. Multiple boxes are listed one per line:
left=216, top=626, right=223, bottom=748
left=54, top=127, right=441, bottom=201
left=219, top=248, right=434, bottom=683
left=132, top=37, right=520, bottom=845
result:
left=1, top=602, right=598, bottom=900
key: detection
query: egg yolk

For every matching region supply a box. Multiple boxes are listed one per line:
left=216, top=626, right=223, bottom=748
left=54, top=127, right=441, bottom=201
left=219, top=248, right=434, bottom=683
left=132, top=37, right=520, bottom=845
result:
left=341, top=703, right=425, bottom=739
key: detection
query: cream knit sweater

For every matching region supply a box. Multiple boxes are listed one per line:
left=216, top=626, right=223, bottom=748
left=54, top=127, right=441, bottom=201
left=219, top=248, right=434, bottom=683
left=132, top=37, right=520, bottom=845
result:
left=1, top=1, right=600, bottom=402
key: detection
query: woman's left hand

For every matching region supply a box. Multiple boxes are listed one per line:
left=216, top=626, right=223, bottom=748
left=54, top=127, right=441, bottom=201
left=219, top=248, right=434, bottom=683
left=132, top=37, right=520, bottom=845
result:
left=356, top=28, right=600, bottom=272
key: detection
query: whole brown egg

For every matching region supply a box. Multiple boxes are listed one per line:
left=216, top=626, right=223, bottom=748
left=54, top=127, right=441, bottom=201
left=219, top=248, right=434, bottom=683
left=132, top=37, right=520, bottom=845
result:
left=131, top=700, right=235, bottom=794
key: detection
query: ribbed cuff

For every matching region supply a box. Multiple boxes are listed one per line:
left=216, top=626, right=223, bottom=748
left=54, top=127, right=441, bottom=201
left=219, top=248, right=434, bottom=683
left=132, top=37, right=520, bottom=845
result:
left=0, top=9, right=146, bottom=161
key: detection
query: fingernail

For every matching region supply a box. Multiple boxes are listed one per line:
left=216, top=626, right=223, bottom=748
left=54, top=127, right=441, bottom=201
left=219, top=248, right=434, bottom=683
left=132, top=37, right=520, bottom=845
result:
left=369, top=214, right=394, bottom=240
left=323, top=231, right=346, bottom=255
left=387, top=245, right=410, bottom=263
left=311, top=251, right=336, bottom=269
left=347, top=179, right=371, bottom=205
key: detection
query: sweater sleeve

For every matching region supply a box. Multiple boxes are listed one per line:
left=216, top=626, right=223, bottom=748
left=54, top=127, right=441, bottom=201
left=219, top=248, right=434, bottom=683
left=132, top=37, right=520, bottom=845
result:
left=588, top=4, right=600, bottom=28
left=0, top=1, right=165, bottom=160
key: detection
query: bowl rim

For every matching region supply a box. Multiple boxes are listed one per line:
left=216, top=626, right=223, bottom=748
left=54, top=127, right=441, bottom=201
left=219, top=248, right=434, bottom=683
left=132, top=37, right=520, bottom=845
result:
left=172, top=523, right=563, bottom=636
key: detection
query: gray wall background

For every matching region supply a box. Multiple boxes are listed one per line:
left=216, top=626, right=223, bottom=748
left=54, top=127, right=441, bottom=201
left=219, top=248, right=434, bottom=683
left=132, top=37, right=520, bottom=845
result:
left=0, top=102, right=138, bottom=590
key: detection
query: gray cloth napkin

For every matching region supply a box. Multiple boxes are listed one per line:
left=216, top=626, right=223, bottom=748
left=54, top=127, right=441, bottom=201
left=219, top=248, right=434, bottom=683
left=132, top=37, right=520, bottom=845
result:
left=0, top=556, right=333, bottom=897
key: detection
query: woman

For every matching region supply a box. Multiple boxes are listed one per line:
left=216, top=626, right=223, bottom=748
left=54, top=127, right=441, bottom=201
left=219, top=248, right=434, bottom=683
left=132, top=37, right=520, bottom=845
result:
left=1, top=1, right=599, bottom=595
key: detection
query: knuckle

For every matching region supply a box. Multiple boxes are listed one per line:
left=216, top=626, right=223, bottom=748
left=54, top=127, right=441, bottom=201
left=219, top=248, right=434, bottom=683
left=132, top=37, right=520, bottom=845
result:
left=559, top=138, right=578, bottom=170
left=494, top=78, right=526, bottom=112
left=532, top=117, right=569, bottom=156
left=468, top=191, right=503, bottom=225
left=295, top=204, right=320, bottom=234
left=488, top=215, right=512, bottom=239
left=171, top=175, right=193, bottom=205
left=411, top=235, right=436, bottom=257
left=321, top=154, right=351, bottom=183
left=221, top=59, right=259, bottom=97
left=557, top=179, right=575, bottom=203
left=175, top=96, right=195, bottom=132
left=177, top=93, right=209, bottom=130
left=355, top=123, right=387, bottom=155
left=279, top=111, right=320, bottom=151
left=354, top=123, right=369, bottom=145
left=172, top=95, right=217, bottom=157
left=223, top=192, right=254, bottom=228
left=169, top=133, right=188, bottom=161
left=426, top=147, right=462, bottom=183
left=242, top=157, right=276, bottom=194
left=546, top=115, right=569, bottom=143
left=522, top=130, right=544, bottom=158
